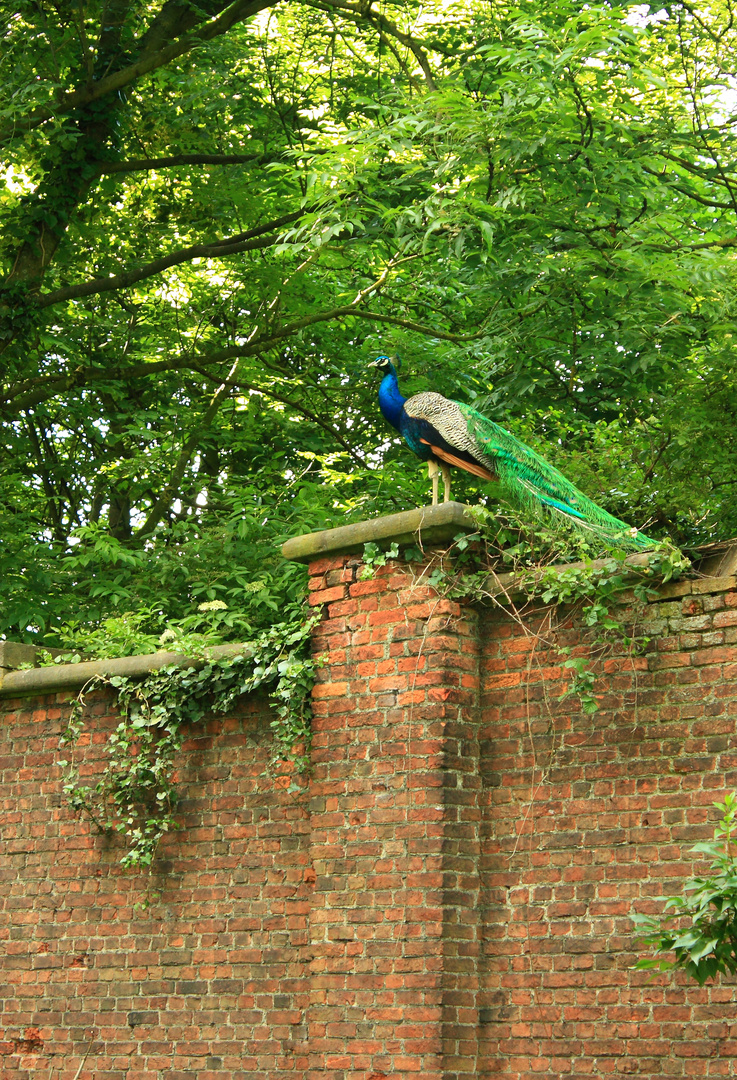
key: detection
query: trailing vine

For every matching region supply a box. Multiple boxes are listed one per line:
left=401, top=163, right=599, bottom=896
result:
left=58, top=615, right=320, bottom=870
left=512, top=545, right=690, bottom=712
left=362, top=509, right=689, bottom=717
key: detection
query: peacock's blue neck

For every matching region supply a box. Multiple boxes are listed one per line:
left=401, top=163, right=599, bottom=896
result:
left=377, top=367, right=406, bottom=430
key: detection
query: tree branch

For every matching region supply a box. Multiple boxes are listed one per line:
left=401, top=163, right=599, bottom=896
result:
left=646, top=235, right=737, bottom=253
left=4, top=259, right=491, bottom=414
left=0, top=0, right=277, bottom=145
left=306, top=0, right=455, bottom=56
left=346, top=308, right=493, bottom=341
left=304, top=0, right=446, bottom=87
left=137, top=355, right=241, bottom=537
left=661, top=150, right=737, bottom=187
left=194, top=367, right=370, bottom=467
left=36, top=210, right=305, bottom=307
left=92, top=152, right=266, bottom=174
left=641, top=164, right=737, bottom=211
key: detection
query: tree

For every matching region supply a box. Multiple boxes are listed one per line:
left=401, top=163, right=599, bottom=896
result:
left=1, top=0, right=736, bottom=644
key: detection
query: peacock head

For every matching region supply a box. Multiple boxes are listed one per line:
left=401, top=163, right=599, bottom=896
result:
left=368, top=355, right=399, bottom=376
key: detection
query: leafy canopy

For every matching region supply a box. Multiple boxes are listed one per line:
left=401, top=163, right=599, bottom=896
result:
left=1, top=0, right=736, bottom=644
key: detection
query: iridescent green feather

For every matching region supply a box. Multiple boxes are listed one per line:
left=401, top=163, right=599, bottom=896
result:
left=457, top=402, right=654, bottom=550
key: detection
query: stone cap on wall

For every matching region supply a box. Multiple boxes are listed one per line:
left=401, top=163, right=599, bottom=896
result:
left=281, top=501, right=477, bottom=563
left=0, top=641, right=253, bottom=699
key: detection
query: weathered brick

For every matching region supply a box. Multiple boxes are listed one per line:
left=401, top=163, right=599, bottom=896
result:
left=693, top=576, right=737, bottom=594
left=308, top=555, right=354, bottom=576
left=713, top=609, right=737, bottom=628
left=691, top=645, right=737, bottom=666
left=3, top=558, right=737, bottom=1080
left=0, top=688, right=311, bottom=1080
left=308, top=585, right=348, bottom=607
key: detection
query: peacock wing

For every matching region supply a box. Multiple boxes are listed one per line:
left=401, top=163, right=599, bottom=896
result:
left=403, top=393, right=652, bottom=548
left=405, top=393, right=569, bottom=495
left=403, top=392, right=485, bottom=460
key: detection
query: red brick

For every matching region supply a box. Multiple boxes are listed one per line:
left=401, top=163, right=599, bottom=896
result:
left=691, top=645, right=737, bottom=665
left=308, top=585, right=348, bottom=607
left=0, top=689, right=310, bottom=1080
left=708, top=613, right=737, bottom=630
left=349, top=578, right=386, bottom=597
left=308, top=555, right=354, bottom=576
left=327, top=598, right=359, bottom=618
left=4, top=559, right=737, bottom=1080
left=368, top=609, right=408, bottom=627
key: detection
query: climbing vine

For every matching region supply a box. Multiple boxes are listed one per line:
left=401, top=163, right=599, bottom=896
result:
left=361, top=507, right=689, bottom=717
left=57, top=615, right=320, bottom=869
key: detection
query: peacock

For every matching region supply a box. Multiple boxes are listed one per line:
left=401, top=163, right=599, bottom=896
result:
left=369, top=355, right=655, bottom=550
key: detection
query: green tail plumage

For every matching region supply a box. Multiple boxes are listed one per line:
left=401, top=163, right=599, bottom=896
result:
left=458, top=403, right=655, bottom=550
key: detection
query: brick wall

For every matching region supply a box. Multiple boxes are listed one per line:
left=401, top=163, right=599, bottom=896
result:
left=2, top=557, right=737, bottom=1079
left=0, top=690, right=311, bottom=1080
left=306, top=554, right=481, bottom=1080
left=476, top=575, right=737, bottom=1079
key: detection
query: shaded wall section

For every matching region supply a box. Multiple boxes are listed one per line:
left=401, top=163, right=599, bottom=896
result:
left=477, top=577, right=737, bottom=1079
left=0, top=690, right=311, bottom=1080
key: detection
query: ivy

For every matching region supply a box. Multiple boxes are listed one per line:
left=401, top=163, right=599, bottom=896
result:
left=358, top=541, right=401, bottom=579
left=358, top=540, right=424, bottom=579
left=361, top=515, right=690, bottom=717
left=633, top=794, right=737, bottom=986
left=516, top=546, right=690, bottom=712
left=57, top=615, right=320, bottom=870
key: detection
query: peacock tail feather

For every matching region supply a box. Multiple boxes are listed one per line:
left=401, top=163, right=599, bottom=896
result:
left=457, top=403, right=655, bottom=550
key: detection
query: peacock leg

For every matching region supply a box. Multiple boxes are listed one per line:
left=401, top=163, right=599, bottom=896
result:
left=428, top=459, right=439, bottom=505
left=441, top=463, right=451, bottom=503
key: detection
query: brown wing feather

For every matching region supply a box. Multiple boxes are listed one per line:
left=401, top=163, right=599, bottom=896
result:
left=420, top=439, right=495, bottom=481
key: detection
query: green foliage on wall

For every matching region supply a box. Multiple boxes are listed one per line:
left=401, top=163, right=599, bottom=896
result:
left=58, top=615, right=319, bottom=869
left=634, top=794, right=737, bottom=986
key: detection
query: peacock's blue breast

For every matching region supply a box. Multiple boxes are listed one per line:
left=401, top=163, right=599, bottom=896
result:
left=398, top=412, right=433, bottom=460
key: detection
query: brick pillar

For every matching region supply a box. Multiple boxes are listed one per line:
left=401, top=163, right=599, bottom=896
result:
left=306, top=553, right=481, bottom=1080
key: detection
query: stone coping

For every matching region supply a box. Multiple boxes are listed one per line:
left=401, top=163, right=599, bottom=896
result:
left=487, top=561, right=734, bottom=604
left=487, top=550, right=655, bottom=601
left=0, top=641, right=253, bottom=699
left=281, top=501, right=477, bottom=563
